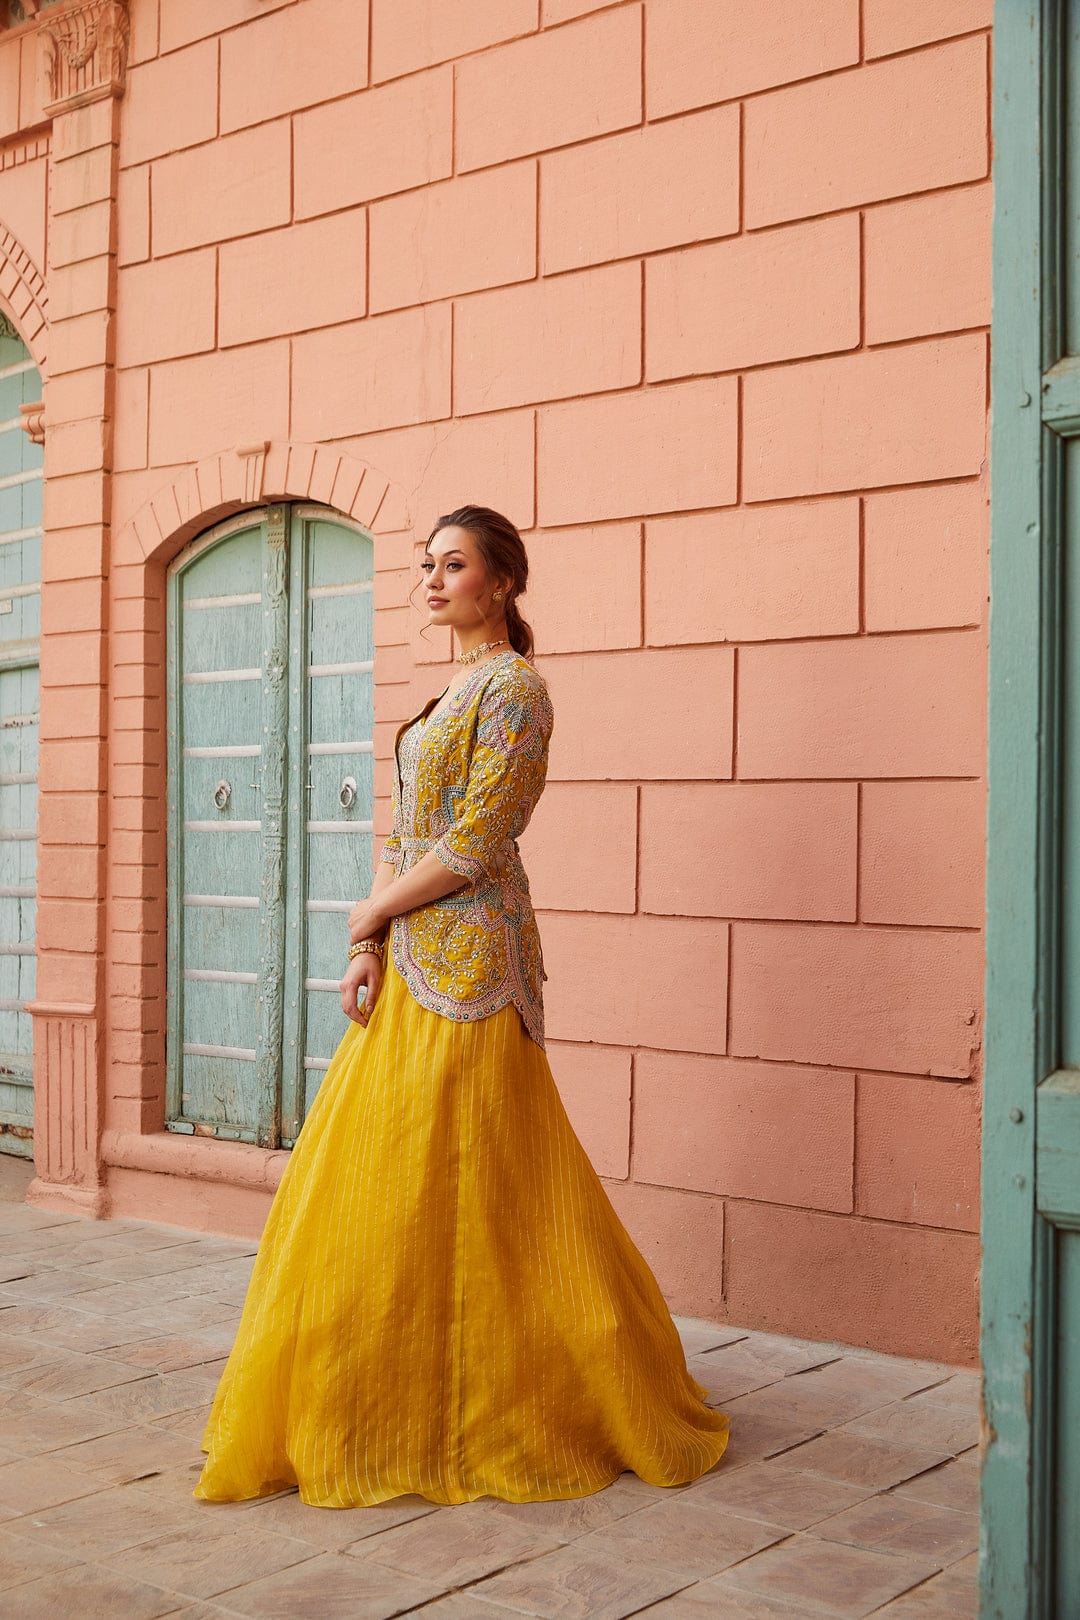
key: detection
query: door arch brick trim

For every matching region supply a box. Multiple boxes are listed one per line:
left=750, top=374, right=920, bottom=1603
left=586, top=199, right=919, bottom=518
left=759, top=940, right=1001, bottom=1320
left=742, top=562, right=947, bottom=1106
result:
left=116, top=441, right=409, bottom=569
left=103, top=454, right=411, bottom=1185
left=0, top=220, right=48, bottom=371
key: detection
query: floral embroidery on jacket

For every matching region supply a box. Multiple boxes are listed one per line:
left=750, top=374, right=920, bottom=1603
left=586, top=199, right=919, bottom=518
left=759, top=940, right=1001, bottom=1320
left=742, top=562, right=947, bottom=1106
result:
left=380, top=649, right=555, bottom=1047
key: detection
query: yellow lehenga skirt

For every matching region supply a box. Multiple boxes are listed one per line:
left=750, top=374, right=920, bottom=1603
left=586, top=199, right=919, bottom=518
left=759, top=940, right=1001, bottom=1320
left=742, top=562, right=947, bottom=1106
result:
left=193, top=924, right=730, bottom=1508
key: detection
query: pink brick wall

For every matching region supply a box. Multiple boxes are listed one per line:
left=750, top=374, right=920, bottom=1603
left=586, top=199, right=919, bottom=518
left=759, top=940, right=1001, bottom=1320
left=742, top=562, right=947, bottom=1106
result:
left=0, top=0, right=992, bottom=1364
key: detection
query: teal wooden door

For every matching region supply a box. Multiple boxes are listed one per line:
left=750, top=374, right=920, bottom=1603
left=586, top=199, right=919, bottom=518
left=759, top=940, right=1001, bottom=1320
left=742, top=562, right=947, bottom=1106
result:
left=0, top=320, right=41, bottom=1160
left=167, top=504, right=374, bottom=1148
left=983, top=4, right=1080, bottom=1614
left=287, top=505, right=376, bottom=1131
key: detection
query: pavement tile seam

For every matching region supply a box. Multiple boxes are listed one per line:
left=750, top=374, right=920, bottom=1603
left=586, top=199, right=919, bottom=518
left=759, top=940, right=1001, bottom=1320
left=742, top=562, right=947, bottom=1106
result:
left=760, top=1427, right=831, bottom=1461
left=715, top=1535, right=947, bottom=1617
left=105, top=1525, right=328, bottom=1605
left=6, top=1548, right=307, bottom=1613
left=461, top=1544, right=706, bottom=1618
left=862, top=1575, right=956, bottom=1617
left=2, top=1554, right=229, bottom=1612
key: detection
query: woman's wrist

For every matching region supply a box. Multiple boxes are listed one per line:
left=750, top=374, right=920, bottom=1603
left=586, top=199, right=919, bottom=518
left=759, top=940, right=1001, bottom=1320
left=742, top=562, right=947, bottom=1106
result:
left=368, top=893, right=394, bottom=931
left=375, top=887, right=409, bottom=926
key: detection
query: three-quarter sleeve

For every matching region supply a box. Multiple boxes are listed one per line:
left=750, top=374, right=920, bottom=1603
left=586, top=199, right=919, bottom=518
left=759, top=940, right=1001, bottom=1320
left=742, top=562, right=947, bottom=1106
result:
left=432, top=670, right=554, bottom=884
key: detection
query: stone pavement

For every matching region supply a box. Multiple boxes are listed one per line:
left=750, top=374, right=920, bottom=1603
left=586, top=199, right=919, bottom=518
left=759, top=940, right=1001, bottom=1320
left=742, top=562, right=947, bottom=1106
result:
left=0, top=1154, right=981, bottom=1619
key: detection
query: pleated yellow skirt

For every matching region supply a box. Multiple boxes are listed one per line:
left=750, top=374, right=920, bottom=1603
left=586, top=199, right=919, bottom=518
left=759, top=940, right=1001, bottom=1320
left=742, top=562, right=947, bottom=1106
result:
left=193, top=926, right=730, bottom=1508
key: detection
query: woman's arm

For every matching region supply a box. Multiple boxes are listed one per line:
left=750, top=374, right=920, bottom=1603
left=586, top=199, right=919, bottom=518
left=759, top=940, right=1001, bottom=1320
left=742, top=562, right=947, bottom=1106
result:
left=349, top=846, right=467, bottom=944
left=355, top=858, right=397, bottom=941
left=349, top=670, right=552, bottom=945
left=381, top=850, right=467, bottom=919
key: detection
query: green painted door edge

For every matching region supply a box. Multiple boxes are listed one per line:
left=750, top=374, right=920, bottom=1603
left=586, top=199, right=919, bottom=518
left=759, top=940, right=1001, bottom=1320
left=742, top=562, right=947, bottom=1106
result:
left=983, top=2, right=1066, bottom=1615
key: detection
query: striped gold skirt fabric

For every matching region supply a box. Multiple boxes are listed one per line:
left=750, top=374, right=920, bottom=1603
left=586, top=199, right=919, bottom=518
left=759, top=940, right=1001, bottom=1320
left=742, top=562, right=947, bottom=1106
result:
left=193, top=922, right=731, bottom=1508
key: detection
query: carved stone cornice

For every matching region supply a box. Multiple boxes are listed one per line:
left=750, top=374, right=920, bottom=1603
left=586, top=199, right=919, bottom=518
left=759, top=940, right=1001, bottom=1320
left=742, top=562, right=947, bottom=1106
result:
left=40, top=0, right=129, bottom=116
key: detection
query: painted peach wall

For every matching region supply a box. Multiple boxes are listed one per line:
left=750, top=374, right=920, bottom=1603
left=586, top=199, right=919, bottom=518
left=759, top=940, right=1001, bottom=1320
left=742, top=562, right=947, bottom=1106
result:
left=0, top=0, right=992, bottom=1365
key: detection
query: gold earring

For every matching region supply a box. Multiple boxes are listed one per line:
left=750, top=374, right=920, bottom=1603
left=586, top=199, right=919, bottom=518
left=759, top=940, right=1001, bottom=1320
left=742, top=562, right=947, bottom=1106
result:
left=493, top=591, right=502, bottom=600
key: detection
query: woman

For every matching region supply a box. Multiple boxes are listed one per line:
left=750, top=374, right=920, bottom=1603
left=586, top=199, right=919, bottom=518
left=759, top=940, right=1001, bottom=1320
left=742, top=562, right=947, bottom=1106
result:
left=193, top=505, right=730, bottom=1509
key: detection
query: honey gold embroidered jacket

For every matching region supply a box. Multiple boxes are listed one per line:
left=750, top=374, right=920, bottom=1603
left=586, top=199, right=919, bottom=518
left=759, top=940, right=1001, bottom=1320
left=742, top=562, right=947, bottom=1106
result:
left=381, top=648, right=555, bottom=1046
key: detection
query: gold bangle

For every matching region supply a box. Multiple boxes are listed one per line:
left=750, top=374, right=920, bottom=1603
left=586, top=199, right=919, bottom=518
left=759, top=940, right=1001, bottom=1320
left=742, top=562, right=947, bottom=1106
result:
left=348, top=939, right=385, bottom=962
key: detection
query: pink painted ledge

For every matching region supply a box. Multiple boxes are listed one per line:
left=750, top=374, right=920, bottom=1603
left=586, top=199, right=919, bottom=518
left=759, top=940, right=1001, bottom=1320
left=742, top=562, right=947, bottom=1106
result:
left=98, top=1128, right=291, bottom=1193
left=22, top=1133, right=291, bottom=1223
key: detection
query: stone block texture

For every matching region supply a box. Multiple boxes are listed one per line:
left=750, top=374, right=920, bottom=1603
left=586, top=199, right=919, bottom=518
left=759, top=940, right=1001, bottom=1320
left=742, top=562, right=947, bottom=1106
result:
left=0, top=0, right=991, bottom=1365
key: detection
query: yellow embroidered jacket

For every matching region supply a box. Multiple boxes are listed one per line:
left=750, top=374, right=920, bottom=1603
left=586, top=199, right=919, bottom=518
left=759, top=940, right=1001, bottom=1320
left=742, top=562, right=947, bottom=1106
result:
left=381, top=648, right=555, bottom=1047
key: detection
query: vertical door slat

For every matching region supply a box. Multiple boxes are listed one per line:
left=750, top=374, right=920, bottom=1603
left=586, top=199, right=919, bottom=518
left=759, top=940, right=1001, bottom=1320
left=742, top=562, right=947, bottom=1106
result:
left=254, top=506, right=290, bottom=1149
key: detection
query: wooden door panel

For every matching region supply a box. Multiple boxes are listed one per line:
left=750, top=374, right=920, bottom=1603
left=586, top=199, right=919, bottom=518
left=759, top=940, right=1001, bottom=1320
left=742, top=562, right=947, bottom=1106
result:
left=181, top=902, right=260, bottom=964
left=179, top=687, right=264, bottom=754
left=181, top=525, right=263, bottom=598
left=168, top=507, right=375, bottom=1146
left=304, top=835, right=372, bottom=913
left=180, top=759, right=263, bottom=841
left=168, top=517, right=268, bottom=1140
left=179, top=826, right=262, bottom=899
left=1055, top=1234, right=1080, bottom=1607
left=306, top=747, right=375, bottom=817
left=179, top=603, right=262, bottom=677
left=284, top=511, right=374, bottom=1142
left=0, top=554, right=40, bottom=644
left=178, top=1055, right=258, bottom=1130
left=306, top=669, right=374, bottom=744
left=308, top=592, right=374, bottom=667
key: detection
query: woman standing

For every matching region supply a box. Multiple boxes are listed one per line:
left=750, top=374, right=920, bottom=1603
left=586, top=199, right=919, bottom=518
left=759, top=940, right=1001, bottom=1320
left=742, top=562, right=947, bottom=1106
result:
left=193, top=505, right=730, bottom=1508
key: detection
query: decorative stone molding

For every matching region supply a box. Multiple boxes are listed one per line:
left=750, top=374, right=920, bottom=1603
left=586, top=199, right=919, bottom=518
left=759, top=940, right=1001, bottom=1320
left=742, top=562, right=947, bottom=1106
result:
left=24, top=1011, right=108, bottom=1218
left=19, top=401, right=45, bottom=445
left=40, top=0, right=129, bottom=116
left=116, top=442, right=410, bottom=567
left=0, top=222, right=49, bottom=369
left=0, top=135, right=50, bottom=173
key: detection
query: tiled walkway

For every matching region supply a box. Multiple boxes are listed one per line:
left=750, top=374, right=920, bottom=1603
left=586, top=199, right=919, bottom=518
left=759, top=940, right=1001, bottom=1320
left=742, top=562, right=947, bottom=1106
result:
left=0, top=1156, right=981, bottom=1619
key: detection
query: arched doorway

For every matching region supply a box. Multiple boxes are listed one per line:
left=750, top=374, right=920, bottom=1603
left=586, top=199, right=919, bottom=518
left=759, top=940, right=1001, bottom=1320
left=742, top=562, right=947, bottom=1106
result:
left=166, top=503, right=375, bottom=1149
left=0, top=318, right=42, bottom=1159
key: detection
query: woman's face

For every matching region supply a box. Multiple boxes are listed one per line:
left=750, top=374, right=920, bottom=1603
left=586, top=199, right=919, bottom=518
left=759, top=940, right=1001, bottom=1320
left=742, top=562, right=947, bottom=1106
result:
left=421, top=526, right=503, bottom=630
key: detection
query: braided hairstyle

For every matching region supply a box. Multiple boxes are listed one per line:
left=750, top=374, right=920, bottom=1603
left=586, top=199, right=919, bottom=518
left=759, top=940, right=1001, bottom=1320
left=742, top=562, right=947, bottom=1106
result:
left=426, top=505, right=535, bottom=660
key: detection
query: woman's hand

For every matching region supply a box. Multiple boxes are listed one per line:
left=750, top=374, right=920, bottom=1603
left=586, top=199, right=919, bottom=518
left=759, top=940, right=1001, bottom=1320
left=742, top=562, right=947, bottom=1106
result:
left=340, top=953, right=383, bottom=1028
left=348, top=895, right=388, bottom=946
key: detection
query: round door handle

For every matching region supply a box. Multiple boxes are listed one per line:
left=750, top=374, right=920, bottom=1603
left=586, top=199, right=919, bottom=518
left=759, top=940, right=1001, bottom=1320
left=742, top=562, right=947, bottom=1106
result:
left=339, top=776, right=357, bottom=810
left=213, top=779, right=232, bottom=811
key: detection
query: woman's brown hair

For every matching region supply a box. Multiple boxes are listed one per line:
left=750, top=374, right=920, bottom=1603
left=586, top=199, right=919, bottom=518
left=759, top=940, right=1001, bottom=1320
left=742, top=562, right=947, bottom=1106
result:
left=425, top=505, right=535, bottom=660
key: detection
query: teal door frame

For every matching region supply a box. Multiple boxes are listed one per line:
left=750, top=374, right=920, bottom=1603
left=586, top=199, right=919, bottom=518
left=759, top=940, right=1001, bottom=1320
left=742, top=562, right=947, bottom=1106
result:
left=982, top=3, right=1080, bottom=1614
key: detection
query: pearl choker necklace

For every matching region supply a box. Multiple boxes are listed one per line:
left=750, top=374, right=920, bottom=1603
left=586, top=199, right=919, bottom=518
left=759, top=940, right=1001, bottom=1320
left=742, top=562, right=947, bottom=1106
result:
left=457, top=639, right=508, bottom=666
